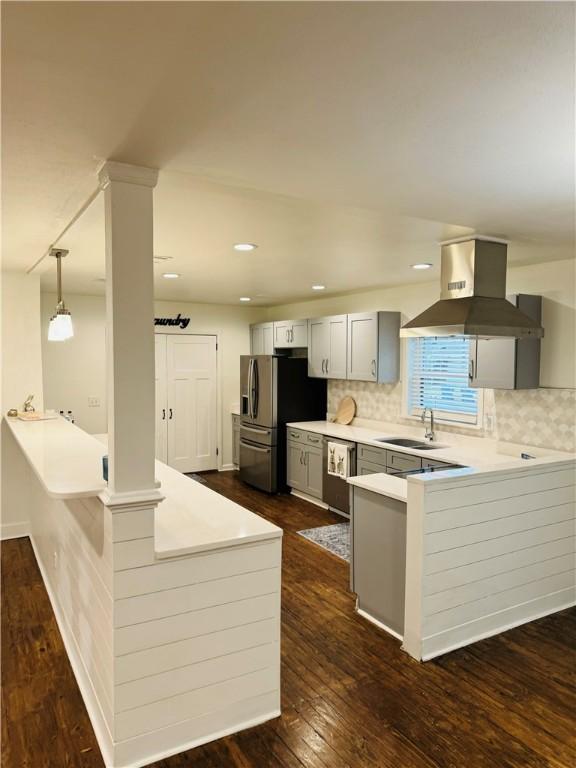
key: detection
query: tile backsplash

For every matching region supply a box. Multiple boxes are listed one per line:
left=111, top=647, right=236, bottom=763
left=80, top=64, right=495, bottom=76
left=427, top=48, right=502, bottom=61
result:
left=328, top=380, right=576, bottom=453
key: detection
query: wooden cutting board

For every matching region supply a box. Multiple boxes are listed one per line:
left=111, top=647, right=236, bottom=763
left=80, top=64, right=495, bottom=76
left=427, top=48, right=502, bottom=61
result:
left=334, top=396, right=356, bottom=425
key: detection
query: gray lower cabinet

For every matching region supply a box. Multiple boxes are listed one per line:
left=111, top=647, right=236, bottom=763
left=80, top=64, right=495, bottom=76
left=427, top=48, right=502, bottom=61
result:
left=286, top=432, right=323, bottom=499
left=232, top=414, right=241, bottom=467
left=351, top=485, right=407, bottom=636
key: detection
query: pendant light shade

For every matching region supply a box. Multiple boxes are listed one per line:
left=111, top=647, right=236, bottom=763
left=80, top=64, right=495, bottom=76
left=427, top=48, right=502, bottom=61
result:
left=48, top=248, right=74, bottom=342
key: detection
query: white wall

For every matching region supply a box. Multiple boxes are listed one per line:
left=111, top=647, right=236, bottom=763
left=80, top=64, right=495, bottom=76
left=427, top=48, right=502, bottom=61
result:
left=41, top=293, right=107, bottom=434
left=41, top=293, right=265, bottom=467
left=265, top=258, right=576, bottom=389
left=1, top=271, right=44, bottom=536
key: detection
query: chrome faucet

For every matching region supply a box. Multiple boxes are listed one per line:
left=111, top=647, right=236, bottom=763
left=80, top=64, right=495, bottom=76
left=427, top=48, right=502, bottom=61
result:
left=421, top=407, right=435, bottom=442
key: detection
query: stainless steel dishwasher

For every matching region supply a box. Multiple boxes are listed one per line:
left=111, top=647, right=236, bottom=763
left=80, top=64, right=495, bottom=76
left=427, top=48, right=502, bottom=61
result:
left=322, top=437, right=356, bottom=517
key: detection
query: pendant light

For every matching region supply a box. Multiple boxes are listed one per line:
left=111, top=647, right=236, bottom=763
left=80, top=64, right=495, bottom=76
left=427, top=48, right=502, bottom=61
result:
left=48, top=248, right=74, bottom=341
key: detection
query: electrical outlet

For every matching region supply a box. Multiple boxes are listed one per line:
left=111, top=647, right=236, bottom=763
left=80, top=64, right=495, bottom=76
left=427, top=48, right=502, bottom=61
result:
left=88, top=397, right=101, bottom=408
left=484, top=413, right=494, bottom=432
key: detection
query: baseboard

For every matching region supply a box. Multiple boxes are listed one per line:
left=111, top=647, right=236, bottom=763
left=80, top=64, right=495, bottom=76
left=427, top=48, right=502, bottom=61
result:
left=420, top=590, right=576, bottom=661
left=28, top=535, right=114, bottom=768
left=0, top=521, right=30, bottom=540
left=290, top=490, right=328, bottom=509
left=219, top=463, right=237, bottom=472
left=356, top=607, right=403, bottom=642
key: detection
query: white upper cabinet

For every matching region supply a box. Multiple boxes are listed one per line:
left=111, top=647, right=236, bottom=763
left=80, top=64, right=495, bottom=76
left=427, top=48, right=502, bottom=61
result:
left=250, top=322, right=274, bottom=355
left=307, top=315, right=347, bottom=379
left=273, top=319, right=308, bottom=349
left=347, top=311, right=400, bottom=383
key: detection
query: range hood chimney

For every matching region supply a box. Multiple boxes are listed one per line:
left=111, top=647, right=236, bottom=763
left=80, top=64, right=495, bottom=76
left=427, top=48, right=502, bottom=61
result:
left=400, top=238, right=544, bottom=339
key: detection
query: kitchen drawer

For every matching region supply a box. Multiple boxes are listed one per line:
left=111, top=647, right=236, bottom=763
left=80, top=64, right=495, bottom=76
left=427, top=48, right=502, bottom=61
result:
left=387, top=451, right=422, bottom=472
left=358, top=443, right=387, bottom=468
left=422, top=458, right=451, bottom=469
left=357, top=458, right=387, bottom=476
left=306, top=432, right=323, bottom=447
left=287, top=427, right=307, bottom=445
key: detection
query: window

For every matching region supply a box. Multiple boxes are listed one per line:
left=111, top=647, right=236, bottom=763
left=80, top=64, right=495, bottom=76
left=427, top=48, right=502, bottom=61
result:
left=406, top=336, right=479, bottom=426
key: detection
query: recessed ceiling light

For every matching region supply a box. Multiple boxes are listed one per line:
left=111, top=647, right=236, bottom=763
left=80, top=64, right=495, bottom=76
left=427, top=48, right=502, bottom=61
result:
left=411, top=263, right=433, bottom=270
left=234, top=243, right=258, bottom=252
left=239, top=297, right=252, bottom=302
left=312, top=284, right=326, bottom=291
left=162, top=272, right=180, bottom=279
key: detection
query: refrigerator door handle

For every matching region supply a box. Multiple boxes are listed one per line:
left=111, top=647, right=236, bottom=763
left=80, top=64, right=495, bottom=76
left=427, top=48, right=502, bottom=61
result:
left=242, top=425, right=270, bottom=435
left=251, top=358, right=259, bottom=419
left=247, top=359, right=253, bottom=419
left=240, top=440, right=270, bottom=454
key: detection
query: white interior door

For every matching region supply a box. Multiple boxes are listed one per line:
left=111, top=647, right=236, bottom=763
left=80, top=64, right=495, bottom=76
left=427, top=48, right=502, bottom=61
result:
left=166, top=334, right=218, bottom=473
left=155, top=335, right=168, bottom=463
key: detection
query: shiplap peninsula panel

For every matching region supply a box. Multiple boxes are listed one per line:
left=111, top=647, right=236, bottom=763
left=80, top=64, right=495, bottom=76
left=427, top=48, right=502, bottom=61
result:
left=5, top=420, right=282, bottom=768
left=110, top=510, right=281, bottom=766
left=403, top=461, right=576, bottom=661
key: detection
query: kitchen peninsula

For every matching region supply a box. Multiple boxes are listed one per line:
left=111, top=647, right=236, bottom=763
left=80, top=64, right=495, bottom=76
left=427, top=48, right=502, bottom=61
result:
left=3, top=415, right=282, bottom=768
left=288, top=418, right=576, bottom=661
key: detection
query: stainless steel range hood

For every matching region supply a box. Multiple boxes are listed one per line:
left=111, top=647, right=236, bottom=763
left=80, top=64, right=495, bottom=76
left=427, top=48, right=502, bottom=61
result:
left=400, top=238, right=544, bottom=339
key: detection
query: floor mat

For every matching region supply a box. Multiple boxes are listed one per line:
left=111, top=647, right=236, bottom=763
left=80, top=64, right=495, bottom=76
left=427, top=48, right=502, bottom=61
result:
left=298, top=522, right=350, bottom=562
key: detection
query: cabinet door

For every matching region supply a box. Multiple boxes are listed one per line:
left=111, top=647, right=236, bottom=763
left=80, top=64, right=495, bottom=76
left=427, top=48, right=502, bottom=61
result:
left=347, top=312, right=378, bottom=381
left=469, top=338, right=515, bottom=390
left=273, top=321, right=291, bottom=348
left=250, top=325, right=263, bottom=355
left=304, top=445, right=323, bottom=499
left=232, top=416, right=240, bottom=466
left=262, top=323, right=274, bottom=355
left=308, top=317, right=328, bottom=378
left=286, top=440, right=306, bottom=491
left=291, top=319, right=309, bottom=348
left=155, top=335, right=168, bottom=463
left=326, top=315, right=348, bottom=379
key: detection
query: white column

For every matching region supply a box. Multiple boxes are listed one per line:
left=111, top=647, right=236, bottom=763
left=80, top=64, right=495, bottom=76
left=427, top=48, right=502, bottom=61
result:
left=98, top=161, right=162, bottom=504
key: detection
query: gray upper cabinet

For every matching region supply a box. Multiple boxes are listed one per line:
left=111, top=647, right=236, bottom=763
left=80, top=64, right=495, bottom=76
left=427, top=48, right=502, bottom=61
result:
left=250, top=322, right=274, bottom=355
left=307, top=315, right=347, bottom=379
left=347, top=311, right=400, bottom=383
left=469, top=294, right=542, bottom=390
left=273, top=319, right=308, bottom=348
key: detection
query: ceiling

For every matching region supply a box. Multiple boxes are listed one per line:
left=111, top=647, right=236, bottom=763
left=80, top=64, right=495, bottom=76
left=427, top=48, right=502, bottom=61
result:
left=2, top=2, right=574, bottom=305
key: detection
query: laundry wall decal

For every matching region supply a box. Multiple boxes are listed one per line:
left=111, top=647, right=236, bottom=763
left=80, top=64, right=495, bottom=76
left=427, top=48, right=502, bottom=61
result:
left=154, top=314, right=190, bottom=329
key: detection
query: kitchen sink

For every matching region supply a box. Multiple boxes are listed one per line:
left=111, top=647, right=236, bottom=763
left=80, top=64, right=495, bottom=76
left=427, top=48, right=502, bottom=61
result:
left=375, top=437, right=449, bottom=450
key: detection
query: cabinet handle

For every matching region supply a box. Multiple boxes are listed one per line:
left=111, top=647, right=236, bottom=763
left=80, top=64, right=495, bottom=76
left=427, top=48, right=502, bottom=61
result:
left=162, top=408, right=166, bottom=420
left=299, top=450, right=303, bottom=464
left=290, top=328, right=294, bottom=342
left=469, top=359, right=475, bottom=381
left=326, top=358, right=329, bottom=373
left=303, top=452, right=308, bottom=465
left=169, top=408, right=173, bottom=420
left=308, top=437, right=319, bottom=444
left=286, top=329, right=289, bottom=343
left=371, top=359, right=376, bottom=377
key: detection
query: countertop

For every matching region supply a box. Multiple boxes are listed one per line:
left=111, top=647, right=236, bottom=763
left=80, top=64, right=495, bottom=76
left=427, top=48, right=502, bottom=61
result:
left=6, top=415, right=282, bottom=557
left=286, top=419, right=568, bottom=471
left=92, top=434, right=282, bottom=558
left=347, top=473, right=408, bottom=502
left=5, top=415, right=106, bottom=499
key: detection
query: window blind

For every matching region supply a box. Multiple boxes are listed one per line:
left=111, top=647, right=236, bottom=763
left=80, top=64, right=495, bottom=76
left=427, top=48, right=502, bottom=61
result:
left=407, top=337, right=478, bottom=425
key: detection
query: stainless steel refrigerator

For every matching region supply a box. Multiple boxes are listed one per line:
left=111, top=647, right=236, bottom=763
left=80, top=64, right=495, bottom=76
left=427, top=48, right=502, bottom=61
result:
left=239, top=355, right=327, bottom=493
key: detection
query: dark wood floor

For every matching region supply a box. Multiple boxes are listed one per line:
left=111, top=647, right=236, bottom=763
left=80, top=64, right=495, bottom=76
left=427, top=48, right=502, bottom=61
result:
left=2, top=471, right=575, bottom=768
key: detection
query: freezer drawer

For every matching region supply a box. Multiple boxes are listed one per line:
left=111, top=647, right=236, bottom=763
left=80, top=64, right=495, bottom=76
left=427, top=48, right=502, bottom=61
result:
left=240, top=423, right=276, bottom=447
left=239, top=439, right=277, bottom=493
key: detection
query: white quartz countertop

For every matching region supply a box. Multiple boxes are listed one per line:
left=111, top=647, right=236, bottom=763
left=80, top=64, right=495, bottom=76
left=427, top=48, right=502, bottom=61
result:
left=92, top=434, right=282, bottom=558
left=5, top=416, right=106, bottom=499
left=286, top=419, right=568, bottom=470
left=347, top=473, right=408, bottom=502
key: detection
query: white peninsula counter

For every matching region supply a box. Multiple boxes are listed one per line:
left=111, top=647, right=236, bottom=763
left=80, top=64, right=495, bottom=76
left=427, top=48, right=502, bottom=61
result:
left=3, top=415, right=282, bottom=768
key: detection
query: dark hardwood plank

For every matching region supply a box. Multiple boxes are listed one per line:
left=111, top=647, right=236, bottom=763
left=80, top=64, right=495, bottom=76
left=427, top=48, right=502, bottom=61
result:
left=2, top=471, right=574, bottom=768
